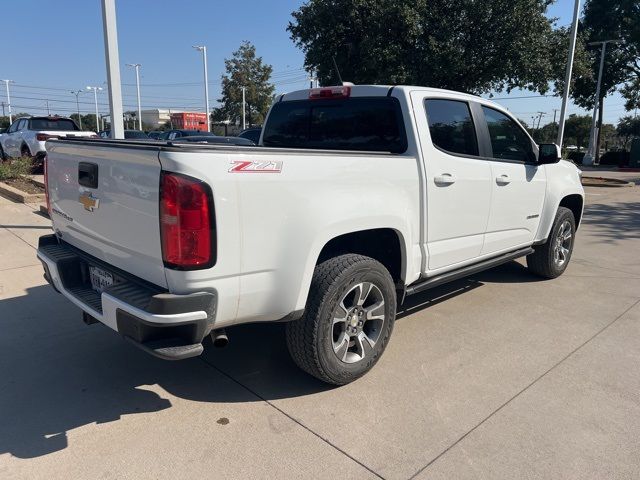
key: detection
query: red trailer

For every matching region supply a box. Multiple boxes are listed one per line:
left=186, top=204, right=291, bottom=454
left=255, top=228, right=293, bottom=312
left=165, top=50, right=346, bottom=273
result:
left=170, top=112, right=208, bottom=131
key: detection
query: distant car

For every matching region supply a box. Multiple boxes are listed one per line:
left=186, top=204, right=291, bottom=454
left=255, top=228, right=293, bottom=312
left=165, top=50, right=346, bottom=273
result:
left=99, top=130, right=150, bottom=139
left=172, top=135, right=255, bottom=146
left=0, top=116, right=96, bottom=170
left=147, top=131, right=162, bottom=140
left=238, top=127, right=261, bottom=144
left=158, top=129, right=216, bottom=140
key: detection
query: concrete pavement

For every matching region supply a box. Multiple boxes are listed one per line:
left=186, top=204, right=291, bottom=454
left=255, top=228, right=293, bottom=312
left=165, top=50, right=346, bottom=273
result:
left=1, top=173, right=639, bottom=479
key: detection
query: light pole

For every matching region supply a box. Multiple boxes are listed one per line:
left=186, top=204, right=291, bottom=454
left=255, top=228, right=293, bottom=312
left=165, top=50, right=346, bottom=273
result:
left=86, top=86, right=103, bottom=131
left=2, top=79, right=14, bottom=124
left=556, top=0, right=581, bottom=150
left=101, top=0, right=124, bottom=139
left=192, top=45, right=211, bottom=132
left=126, top=63, right=142, bottom=130
left=582, top=39, right=622, bottom=166
left=70, top=90, right=85, bottom=129
left=241, top=86, right=246, bottom=130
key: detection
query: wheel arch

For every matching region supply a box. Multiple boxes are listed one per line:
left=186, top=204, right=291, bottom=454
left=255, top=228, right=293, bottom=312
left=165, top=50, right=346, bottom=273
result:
left=559, top=194, right=584, bottom=229
left=316, top=228, right=407, bottom=284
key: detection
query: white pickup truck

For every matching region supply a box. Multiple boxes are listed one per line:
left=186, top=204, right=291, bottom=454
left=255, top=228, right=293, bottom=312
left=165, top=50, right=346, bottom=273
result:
left=37, top=85, right=584, bottom=385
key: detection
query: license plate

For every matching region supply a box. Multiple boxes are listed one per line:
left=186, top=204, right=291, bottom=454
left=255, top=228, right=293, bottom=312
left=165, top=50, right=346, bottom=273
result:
left=89, top=265, right=114, bottom=293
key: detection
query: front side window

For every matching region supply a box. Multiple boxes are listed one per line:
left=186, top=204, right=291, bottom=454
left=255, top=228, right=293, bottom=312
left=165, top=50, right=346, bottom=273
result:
left=482, top=106, right=535, bottom=162
left=7, top=121, right=18, bottom=133
left=425, top=99, right=479, bottom=156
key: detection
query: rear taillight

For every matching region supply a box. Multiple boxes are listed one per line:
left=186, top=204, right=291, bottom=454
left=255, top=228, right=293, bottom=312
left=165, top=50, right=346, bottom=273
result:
left=36, top=133, right=59, bottom=141
left=43, top=155, right=51, bottom=216
left=309, top=86, right=351, bottom=99
left=160, top=171, right=215, bottom=269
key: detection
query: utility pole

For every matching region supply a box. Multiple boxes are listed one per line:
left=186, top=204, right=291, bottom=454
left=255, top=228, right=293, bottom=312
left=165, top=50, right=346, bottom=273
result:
left=192, top=45, right=211, bottom=132
left=86, top=86, right=103, bottom=131
left=552, top=108, right=559, bottom=124
left=70, top=90, right=84, bottom=129
left=557, top=0, right=581, bottom=149
left=101, top=0, right=124, bottom=139
left=241, top=86, right=246, bottom=130
left=45, top=99, right=51, bottom=115
left=2, top=79, right=14, bottom=124
left=126, top=64, right=142, bottom=130
left=1, top=101, right=5, bottom=117
left=536, top=111, right=546, bottom=130
left=583, top=39, right=622, bottom=166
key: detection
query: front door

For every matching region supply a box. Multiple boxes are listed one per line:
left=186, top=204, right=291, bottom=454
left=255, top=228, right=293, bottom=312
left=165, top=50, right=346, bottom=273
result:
left=411, top=93, right=493, bottom=272
left=478, top=106, right=546, bottom=254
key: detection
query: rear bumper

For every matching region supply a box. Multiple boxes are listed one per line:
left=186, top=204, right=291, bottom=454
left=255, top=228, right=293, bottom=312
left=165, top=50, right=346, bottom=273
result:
left=37, top=234, right=217, bottom=360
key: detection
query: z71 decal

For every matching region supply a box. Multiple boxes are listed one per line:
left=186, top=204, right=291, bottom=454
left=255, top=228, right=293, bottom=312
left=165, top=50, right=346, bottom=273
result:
left=229, top=160, right=283, bottom=173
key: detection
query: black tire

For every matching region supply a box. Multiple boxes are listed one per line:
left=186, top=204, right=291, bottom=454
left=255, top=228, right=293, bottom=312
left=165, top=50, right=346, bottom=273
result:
left=286, top=254, right=397, bottom=385
left=527, top=207, right=576, bottom=279
left=0, top=144, right=6, bottom=162
left=20, top=144, right=32, bottom=158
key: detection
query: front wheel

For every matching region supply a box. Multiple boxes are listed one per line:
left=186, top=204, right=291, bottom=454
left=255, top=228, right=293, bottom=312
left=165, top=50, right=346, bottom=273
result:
left=527, top=206, right=576, bottom=279
left=286, top=254, right=397, bottom=385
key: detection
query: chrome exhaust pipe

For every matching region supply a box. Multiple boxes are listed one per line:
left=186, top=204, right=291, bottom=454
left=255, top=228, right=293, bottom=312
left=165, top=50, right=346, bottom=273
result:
left=211, top=329, right=229, bottom=348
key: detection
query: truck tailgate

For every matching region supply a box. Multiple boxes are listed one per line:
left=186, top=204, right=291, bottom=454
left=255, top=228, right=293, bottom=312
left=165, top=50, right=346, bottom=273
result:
left=47, top=141, right=167, bottom=288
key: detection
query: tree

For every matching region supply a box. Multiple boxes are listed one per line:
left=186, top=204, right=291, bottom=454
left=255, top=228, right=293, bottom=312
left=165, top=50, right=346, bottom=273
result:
left=564, top=114, right=592, bottom=150
left=212, top=42, right=274, bottom=127
left=535, top=122, right=560, bottom=144
left=570, top=0, right=640, bottom=158
left=70, top=113, right=99, bottom=132
left=288, top=0, right=570, bottom=95
left=572, top=0, right=640, bottom=110
left=617, top=115, right=640, bottom=149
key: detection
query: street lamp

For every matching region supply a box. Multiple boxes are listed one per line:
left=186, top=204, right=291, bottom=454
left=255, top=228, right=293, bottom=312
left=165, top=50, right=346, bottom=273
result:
left=582, top=39, right=622, bottom=166
left=1, top=79, right=14, bottom=124
left=126, top=63, right=142, bottom=130
left=86, top=86, right=103, bottom=131
left=556, top=0, right=581, bottom=149
left=192, top=45, right=211, bottom=132
left=70, top=90, right=85, bottom=129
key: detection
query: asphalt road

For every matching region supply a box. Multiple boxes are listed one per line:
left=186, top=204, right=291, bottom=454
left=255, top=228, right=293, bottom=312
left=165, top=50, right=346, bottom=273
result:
left=1, top=172, right=639, bottom=479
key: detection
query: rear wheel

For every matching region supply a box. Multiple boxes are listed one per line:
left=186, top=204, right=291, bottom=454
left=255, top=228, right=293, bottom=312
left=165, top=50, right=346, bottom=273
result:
left=286, top=254, right=396, bottom=385
left=20, top=144, right=32, bottom=158
left=0, top=144, right=6, bottom=162
left=527, top=207, right=576, bottom=279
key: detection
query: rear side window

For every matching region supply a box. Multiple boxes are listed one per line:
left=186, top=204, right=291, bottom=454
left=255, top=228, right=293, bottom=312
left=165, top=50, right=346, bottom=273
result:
left=425, top=99, right=478, bottom=156
left=29, top=118, right=79, bottom=131
left=481, top=106, right=535, bottom=162
left=262, top=97, right=407, bottom=153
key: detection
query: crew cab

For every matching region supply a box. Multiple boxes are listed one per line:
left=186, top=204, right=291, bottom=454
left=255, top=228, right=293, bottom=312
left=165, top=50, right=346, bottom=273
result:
left=37, top=85, right=584, bottom=385
left=0, top=116, right=96, bottom=169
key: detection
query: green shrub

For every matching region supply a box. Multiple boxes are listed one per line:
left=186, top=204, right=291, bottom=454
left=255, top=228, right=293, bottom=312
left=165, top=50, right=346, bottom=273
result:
left=0, top=157, right=32, bottom=181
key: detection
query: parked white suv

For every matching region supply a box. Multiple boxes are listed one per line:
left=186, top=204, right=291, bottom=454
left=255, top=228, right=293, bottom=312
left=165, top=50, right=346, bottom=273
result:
left=37, top=85, right=584, bottom=384
left=0, top=116, right=96, bottom=169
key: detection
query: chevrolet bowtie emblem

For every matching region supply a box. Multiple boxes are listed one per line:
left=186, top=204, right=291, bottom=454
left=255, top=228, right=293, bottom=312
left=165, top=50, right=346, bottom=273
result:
left=79, top=192, right=99, bottom=212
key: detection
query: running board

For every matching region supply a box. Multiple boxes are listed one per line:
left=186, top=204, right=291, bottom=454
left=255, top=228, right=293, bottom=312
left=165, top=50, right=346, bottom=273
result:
left=406, top=247, right=534, bottom=296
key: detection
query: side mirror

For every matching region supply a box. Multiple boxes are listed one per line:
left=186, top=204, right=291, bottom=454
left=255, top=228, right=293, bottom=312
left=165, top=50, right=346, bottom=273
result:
left=538, top=143, right=561, bottom=164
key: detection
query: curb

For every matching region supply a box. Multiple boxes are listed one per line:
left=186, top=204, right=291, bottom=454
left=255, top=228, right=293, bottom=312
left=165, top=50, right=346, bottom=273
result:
left=581, top=176, right=635, bottom=188
left=0, top=181, right=46, bottom=203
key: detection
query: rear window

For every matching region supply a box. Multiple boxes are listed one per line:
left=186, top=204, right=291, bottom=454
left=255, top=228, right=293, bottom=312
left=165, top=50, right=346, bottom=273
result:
left=29, top=118, right=79, bottom=131
left=262, top=97, right=407, bottom=153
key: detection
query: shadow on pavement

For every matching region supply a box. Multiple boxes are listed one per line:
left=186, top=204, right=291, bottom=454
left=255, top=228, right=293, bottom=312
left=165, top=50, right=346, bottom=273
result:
left=581, top=201, right=640, bottom=243
left=0, top=260, right=541, bottom=459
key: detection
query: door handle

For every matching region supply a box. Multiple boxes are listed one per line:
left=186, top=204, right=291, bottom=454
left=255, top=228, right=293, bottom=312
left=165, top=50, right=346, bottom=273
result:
left=434, top=173, right=456, bottom=186
left=496, top=174, right=511, bottom=185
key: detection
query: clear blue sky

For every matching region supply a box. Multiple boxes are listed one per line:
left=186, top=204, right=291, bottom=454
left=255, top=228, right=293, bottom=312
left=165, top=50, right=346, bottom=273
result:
left=0, top=0, right=628, bottom=126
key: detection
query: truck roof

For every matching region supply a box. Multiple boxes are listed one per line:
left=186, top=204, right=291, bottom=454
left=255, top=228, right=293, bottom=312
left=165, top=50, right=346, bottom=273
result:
left=278, top=84, right=503, bottom=110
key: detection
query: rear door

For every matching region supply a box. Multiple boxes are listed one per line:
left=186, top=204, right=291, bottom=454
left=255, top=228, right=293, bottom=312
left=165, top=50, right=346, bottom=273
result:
left=411, top=93, right=492, bottom=271
left=477, top=105, right=546, bottom=255
left=47, top=141, right=167, bottom=287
